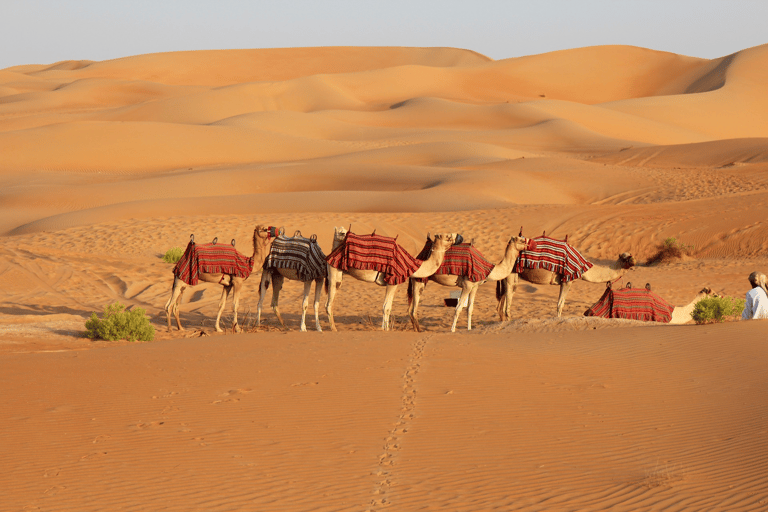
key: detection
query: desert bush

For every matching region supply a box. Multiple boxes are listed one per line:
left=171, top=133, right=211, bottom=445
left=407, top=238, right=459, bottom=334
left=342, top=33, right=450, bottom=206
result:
left=646, top=237, right=695, bottom=265
left=162, top=246, right=184, bottom=264
left=691, top=296, right=745, bottom=324
left=85, top=302, right=155, bottom=342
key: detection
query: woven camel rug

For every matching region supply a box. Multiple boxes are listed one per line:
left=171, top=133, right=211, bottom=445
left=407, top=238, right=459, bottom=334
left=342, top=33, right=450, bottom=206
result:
left=585, top=285, right=675, bottom=323
left=413, top=241, right=494, bottom=283
left=173, top=241, right=254, bottom=286
left=514, top=236, right=593, bottom=283
left=326, top=232, right=422, bottom=286
left=263, top=233, right=327, bottom=281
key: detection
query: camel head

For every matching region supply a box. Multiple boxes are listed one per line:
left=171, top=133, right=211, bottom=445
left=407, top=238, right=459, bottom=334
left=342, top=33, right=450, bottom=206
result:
left=430, top=232, right=462, bottom=252
left=332, top=226, right=348, bottom=248
left=698, top=287, right=719, bottom=298
left=508, top=235, right=536, bottom=252
left=618, top=252, right=636, bottom=270
left=253, top=225, right=280, bottom=248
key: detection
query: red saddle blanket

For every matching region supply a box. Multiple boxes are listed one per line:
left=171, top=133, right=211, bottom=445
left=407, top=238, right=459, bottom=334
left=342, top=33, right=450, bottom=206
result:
left=173, top=241, right=254, bottom=286
left=414, top=242, right=494, bottom=283
left=514, top=236, right=593, bottom=283
left=326, top=232, right=422, bottom=286
left=585, top=286, right=675, bottom=323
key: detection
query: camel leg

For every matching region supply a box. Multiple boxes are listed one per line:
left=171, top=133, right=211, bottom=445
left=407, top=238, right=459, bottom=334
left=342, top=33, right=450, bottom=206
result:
left=231, top=279, right=243, bottom=332
left=556, top=281, right=572, bottom=317
left=165, top=278, right=186, bottom=331
left=214, top=284, right=232, bottom=333
left=382, top=284, right=398, bottom=331
left=270, top=273, right=287, bottom=329
left=326, top=266, right=343, bottom=332
left=497, top=274, right=518, bottom=322
left=408, top=279, right=426, bottom=333
left=312, top=278, right=324, bottom=332
left=173, top=288, right=185, bottom=331
left=451, top=284, right=472, bottom=332
left=298, top=279, right=312, bottom=332
left=257, top=271, right=271, bottom=327
left=466, top=282, right=480, bottom=331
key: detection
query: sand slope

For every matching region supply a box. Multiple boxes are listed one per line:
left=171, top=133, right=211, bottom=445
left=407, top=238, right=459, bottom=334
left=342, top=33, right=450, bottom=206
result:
left=2, top=43, right=768, bottom=511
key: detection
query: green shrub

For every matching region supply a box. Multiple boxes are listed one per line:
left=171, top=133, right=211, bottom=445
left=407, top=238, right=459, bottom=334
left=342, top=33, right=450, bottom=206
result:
left=85, top=303, right=155, bottom=342
left=647, top=237, right=695, bottom=265
left=162, top=247, right=184, bottom=264
left=692, top=296, right=745, bottom=324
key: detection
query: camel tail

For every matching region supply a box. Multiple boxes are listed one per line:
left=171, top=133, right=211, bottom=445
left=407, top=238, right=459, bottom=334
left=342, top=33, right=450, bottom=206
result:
left=407, top=279, right=413, bottom=305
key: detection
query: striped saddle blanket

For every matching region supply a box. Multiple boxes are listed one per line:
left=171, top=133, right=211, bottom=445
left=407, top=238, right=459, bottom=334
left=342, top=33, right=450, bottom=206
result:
left=326, top=232, right=423, bottom=286
left=263, top=233, right=327, bottom=281
left=514, top=236, right=593, bottom=283
left=173, top=241, right=254, bottom=286
left=585, top=285, right=675, bottom=323
left=414, top=242, right=494, bottom=283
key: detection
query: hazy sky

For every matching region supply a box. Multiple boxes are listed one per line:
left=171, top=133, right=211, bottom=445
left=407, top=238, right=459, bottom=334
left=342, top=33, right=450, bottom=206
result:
left=2, top=0, right=766, bottom=69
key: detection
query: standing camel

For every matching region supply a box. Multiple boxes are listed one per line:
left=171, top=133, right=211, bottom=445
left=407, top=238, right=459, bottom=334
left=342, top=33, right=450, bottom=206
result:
left=325, top=227, right=461, bottom=331
left=165, top=225, right=276, bottom=332
left=496, top=234, right=636, bottom=320
left=257, top=231, right=327, bottom=332
left=408, top=235, right=536, bottom=332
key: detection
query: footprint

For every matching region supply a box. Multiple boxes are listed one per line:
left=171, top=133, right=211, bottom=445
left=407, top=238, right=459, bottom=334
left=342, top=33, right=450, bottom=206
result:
left=132, top=421, right=165, bottom=430
left=211, top=398, right=240, bottom=405
left=80, top=451, right=107, bottom=461
left=219, top=388, right=253, bottom=396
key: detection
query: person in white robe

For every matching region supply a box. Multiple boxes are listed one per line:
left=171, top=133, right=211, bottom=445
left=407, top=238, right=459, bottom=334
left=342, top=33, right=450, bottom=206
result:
left=742, top=271, right=768, bottom=320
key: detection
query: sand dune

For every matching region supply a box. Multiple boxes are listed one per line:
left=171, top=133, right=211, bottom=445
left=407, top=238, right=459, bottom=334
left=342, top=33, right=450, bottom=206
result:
left=2, top=43, right=768, bottom=510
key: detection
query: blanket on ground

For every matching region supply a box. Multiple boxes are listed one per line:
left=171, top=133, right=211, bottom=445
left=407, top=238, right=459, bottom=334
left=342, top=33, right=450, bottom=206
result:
left=585, top=286, right=675, bottom=323
left=263, top=233, right=327, bottom=281
left=326, top=232, right=422, bottom=286
left=173, top=241, right=254, bottom=286
left=413, top=242, right=494, bottom=283
left=514, top=236, right=593, bottom=282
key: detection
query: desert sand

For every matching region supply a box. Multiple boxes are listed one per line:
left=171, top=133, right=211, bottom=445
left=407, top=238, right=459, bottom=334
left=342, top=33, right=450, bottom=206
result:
left=1, top=44, right=768, bottom=510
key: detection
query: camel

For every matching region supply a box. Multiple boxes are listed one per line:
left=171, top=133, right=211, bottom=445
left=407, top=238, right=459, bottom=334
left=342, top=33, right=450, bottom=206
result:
left=669, top=287, right=718, bottom=324
left=497, top=249, right=636, bottom=320
left=257, top=231, right=327, bottom=332
left=325, top=227, right=461, bottom=331
left=165, top=225, right=276, bottom=333
left=407, top=235, right=536, bottom=332
left=584, top=282, right=717, bottom=324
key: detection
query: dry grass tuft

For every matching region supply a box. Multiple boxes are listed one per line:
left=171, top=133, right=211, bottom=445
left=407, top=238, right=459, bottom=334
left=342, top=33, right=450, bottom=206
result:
left=646, top=237, right=695, bottom=265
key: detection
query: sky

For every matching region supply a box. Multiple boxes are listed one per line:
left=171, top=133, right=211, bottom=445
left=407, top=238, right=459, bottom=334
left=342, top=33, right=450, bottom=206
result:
left=2, top=0, right=767, bottom=69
